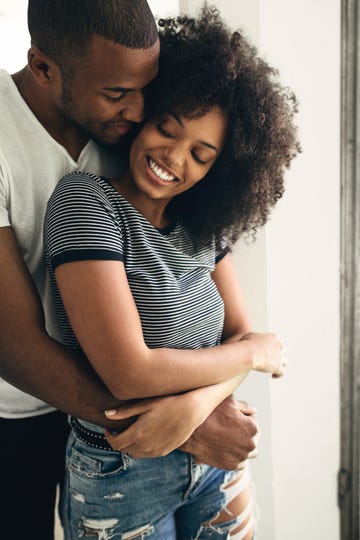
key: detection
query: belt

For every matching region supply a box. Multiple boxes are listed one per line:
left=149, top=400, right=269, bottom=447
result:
left=70, top=416, right=114, bottom=452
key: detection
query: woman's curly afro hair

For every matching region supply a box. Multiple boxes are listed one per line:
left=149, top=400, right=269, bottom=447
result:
left=145, top=3, right=301, bottom=246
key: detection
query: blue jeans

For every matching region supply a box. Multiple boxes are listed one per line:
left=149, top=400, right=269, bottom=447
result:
left=61, top=429, right=249, bottom=539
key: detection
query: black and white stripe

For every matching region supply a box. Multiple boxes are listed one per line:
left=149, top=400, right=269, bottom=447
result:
left=44, top=171, right=226, bottom=352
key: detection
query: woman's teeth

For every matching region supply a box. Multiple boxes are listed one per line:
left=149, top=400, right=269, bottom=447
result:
left=148, top=157, right=176, bottom=182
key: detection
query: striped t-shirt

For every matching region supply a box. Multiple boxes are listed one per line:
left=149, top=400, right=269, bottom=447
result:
left=44, top=171, right=227, bottom=354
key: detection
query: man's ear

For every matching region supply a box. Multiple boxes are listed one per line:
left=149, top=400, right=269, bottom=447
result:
left=27, top=45, right=60, bottom=88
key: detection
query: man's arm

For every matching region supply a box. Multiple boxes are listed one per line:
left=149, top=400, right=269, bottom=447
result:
left=1, top=227, right=260, bottom=468
left=104, top=393, right=259, bottom=469
left=0, top=226, right=132, bottom=429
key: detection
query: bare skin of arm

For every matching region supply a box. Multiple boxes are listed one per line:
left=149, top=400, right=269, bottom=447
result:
left=105, top=252, right=252, bottom=456
left=0, top=227, right=132, bottom=429
left=54, top=257, right=284, bottom=400
left=0, top=228, right=265, bottom=467
left=104, top=253, right=285, bottom=459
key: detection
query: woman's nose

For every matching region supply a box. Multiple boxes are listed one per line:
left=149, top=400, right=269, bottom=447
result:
left=164, top=146, right=186, bottom=168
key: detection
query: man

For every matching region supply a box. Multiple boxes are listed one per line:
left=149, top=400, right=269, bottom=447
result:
left=0, top=1, right=258, bottom=538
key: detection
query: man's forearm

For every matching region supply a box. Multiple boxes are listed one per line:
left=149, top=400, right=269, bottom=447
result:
left=0, top=225, right=137, bottom=430
left=0, top=330, right=136, bottom=430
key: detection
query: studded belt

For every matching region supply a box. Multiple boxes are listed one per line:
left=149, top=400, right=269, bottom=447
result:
left=70, top=416, right=114, bottom=452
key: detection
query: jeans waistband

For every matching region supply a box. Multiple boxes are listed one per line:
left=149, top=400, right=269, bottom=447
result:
left=70, top=416, right=114, bottom=452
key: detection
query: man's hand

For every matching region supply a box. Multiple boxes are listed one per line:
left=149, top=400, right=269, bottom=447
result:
left=104, top=394, right=259, bottom=470
left=179, top=396, right=259, bottom=470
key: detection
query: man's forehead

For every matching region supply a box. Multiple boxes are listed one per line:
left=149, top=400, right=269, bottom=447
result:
left=77, top=36, right=159, bottom=85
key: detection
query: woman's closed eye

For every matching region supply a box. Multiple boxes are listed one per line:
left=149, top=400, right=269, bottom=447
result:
left=191, top=151, right=207, bottom=165
left=157, top=124, right=174, bottom=138
left=156, top=120, right=213, bottom=165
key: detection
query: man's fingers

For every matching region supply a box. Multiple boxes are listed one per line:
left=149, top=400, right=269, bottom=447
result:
left=236, top=400, right=257, bottom=416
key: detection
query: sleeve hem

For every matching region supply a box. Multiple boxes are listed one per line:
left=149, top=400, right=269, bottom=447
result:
left=51, top=249, right=124, bottom=270
left=215, top=246, right=231, bottom=264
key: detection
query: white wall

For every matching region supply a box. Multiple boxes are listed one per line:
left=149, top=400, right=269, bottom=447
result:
left=148, top=0, right=179, bottom=18
left=261, top=1, right=341, bottom=538
left=0, top=1, right=29, bottom=71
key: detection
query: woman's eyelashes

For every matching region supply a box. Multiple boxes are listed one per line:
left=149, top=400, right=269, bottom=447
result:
left=157, top=123, right=174, bottom=138
left=191, top=152, right=207, bottom=165
left=157, top=123, right=208, bottom=165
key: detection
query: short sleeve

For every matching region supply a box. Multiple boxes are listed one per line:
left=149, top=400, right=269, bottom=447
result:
left=44, top=172, right=124, bottom=270
left=215, top=238, right=230, bottom=264
left=0, top=147, right=11, bottom=227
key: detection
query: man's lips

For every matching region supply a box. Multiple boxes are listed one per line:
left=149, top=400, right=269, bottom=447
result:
left=106, top=123, right=132, bottom=135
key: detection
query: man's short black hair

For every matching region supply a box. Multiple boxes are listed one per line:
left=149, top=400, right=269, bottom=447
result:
left=28, top=0, right=158, bottom=70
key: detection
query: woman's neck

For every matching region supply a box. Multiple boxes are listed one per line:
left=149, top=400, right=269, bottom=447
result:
left=111, top=171, right=171, bottom=229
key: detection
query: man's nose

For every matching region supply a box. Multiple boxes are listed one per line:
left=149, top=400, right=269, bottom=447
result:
left=121, top=90, right=144, bottom=123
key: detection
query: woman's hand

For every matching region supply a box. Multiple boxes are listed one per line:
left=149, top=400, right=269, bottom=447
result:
left=241, top=332, right=288, bottom=378
left=104, top=393, right=208, bottom=458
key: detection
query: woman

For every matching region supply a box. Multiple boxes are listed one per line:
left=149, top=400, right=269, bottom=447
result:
left=44, top=6, right=299, bottom=539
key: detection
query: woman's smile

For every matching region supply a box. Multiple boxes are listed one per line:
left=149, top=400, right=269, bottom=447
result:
left=128, top=106, right=227, bottom=203
left=146, top=156, right=178, bottom=184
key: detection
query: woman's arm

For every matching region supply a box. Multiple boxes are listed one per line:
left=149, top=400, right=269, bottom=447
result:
left=104, top=252, right=254, bottom=456
left=104, top=374, right=246, bottom=457
left=55, top=256, right=284, bottom=400
left=212, top=251, right=252, bottom=341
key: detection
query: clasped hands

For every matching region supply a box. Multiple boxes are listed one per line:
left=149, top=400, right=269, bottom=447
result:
left=105, top=394, right=258, bottom=470
left=103, top=331, right=287, bottom=469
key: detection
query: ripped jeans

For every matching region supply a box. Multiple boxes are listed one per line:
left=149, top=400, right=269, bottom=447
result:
left=61, top=427, right=255, bottom=540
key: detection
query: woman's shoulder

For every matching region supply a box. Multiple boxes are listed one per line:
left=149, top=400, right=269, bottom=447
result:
left=56, top=170, right=104, bottom=191
left=50, top=170, right=117, bottom=205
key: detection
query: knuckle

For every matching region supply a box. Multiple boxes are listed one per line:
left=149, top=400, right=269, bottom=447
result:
left=248, top=439, right=257, bottom=452
left=248, top=419, right=259, bottom=436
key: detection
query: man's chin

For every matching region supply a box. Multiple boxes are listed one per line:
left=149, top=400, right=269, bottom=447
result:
left=92, top=130, right=136, bottom=153
left=90, top=134, right=122, bottom=149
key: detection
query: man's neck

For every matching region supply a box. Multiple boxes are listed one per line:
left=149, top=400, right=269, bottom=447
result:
left=12, top=68, right=89, bottom=161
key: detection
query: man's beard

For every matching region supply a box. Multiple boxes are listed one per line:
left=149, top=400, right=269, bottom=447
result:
left=60, top=79, right=135, bottom=151
left=59, top=79, right=110, bottom=148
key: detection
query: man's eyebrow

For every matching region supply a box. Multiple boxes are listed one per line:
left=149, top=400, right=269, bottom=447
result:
left=168, top=110, right=218, bottom=152
left=103, top=86, right=132, bottom=92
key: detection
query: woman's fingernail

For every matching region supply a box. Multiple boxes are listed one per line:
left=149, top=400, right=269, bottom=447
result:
left=105, top=409, right=117, bottom=417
